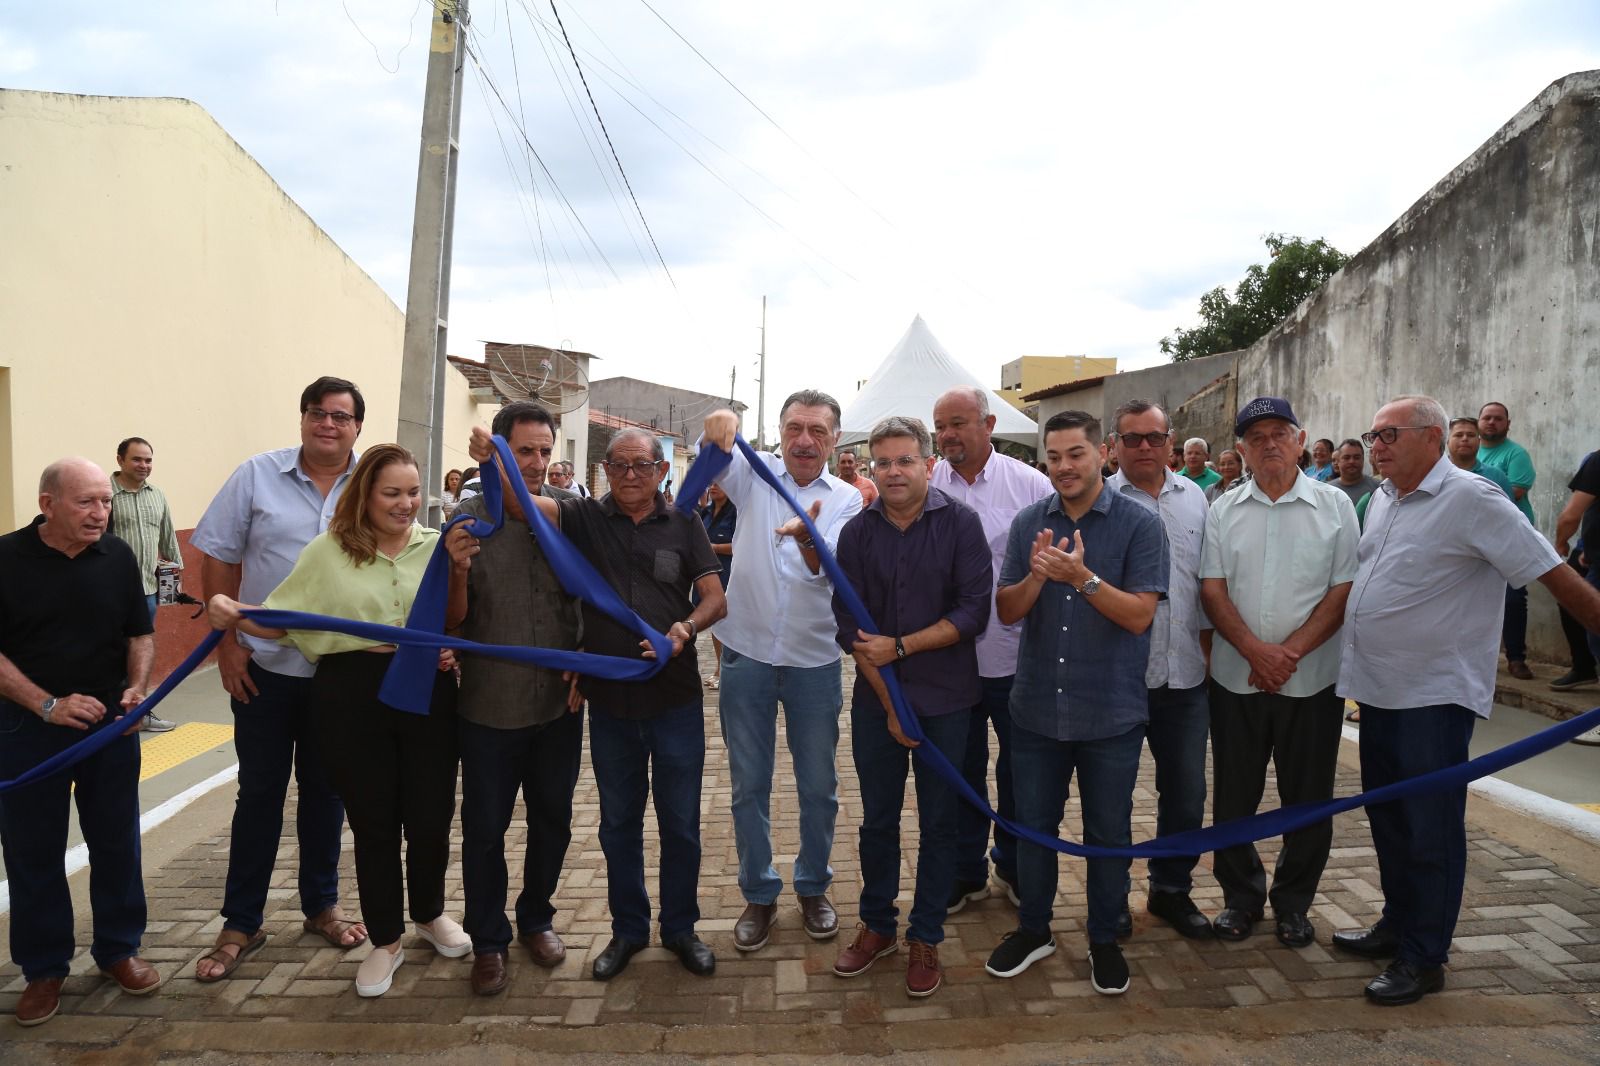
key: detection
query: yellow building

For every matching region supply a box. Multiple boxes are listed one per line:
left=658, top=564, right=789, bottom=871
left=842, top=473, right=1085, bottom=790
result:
left=997, top=355, right=1118, bottom=415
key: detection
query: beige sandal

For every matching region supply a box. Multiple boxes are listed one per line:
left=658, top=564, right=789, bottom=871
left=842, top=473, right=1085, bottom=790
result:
left=303, top=906, right=369, bottom=949
left=196, top=928, right=267, bottom=983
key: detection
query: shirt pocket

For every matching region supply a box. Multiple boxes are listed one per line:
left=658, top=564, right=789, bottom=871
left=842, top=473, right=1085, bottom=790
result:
left=654, top=549, right=682, bottom=584
left=1290, top=522, right=1339, bottom=589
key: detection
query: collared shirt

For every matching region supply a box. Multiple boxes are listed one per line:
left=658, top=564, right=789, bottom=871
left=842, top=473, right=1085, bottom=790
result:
left=1311, top=462, right=1337, bottom=483
left=557, top=492, right=720, bottom=719
left=1001, top=486, right=1169, bottom=741
left=0, top=517, right=152, bottom=697
left=1107, top=468, right=1209, bottom=689
left=110, top=476, right=182, bottom=595
left=699, top=500, right=738, bottom=588
left=832, top=487, right=991, bottom=717
left=191, top=446, right=359, bottom=677
left=1201, top=469, right=1359, bottom=697
left=931, top=448, right=1052, bottom=678
left=455, top=487, right=581, bottom=730
left=1339, top=455, right=1559, bottom=717
left=1181, top=466, right=1222, bottom=491
left=1477, top=437, right=1536, bottom=522
left=712, top=446, right=863, bottom=668
left=262, top=524, right=437, bottom=662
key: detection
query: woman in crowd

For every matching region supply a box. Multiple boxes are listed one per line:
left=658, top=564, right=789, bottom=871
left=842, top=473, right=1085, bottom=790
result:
left=441, top=468, right=463, bottom=519
left=697, top=482, right=737, bottom=689
left=1207, top=449, right=1246, bottom=502
left=207, top=444, right=467, bottom=998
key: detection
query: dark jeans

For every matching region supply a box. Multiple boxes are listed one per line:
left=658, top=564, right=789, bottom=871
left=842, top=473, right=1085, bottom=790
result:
left=311, top=653, right=459, bottom=947
left=1503, top=583, right=1528, bottom=663
left=0, top=697, right=145, bottom=981
left=1011, top=721, right=1145, bottom=944
left=460, top=710, right=584, bottom=955
left=1209, top=682, right=1343, bottom=916
left=853, top=703, right=968, bottom=945
left=222, top=661, right=347, bottom=934
left=588, top=701, right=705, bottom=943
left=1359, top=702, right=1476, bottom=968
left=1588, top=563, right=1600, bottom=664
left=1558, top=552, right=1597, bottom=676
left=955, top=674, right=1017, bottom=884
left=1144, top=683, right=1210, bottom=895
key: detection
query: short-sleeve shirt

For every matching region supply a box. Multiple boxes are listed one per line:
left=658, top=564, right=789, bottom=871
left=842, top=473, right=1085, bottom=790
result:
left=1001, top=485, right=1169, bottom=741
left=848, top=476, right=878, bottom=506
left=1339, top=455, right=1560, bottom=716
left=1106, top=468, right=1209, bottom=690
left=1329, top=475, right=1379, bottom=510
left=0, top=517, right=153, bottom=698
left=1201, top=470, right=1360, bottom=697
left=699, top=500, right=737, bottom=588
left=1181, top=467, right=1222, bottom=491
left=110, top=477, right=183, bottom=595
left=1568, top=451, right=1600, bottom=554
left=1477, top=437, right=1536, bottom=522
left=557, top=493, right=720, bottom=719
left=191, top=446, right=358, bottom=677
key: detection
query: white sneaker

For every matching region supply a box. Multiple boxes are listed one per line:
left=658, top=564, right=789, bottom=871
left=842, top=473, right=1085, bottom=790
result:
left=355, top=944, right=403, bottom=997
left=141, top=714, right=177, bottom=733
left=415, top=915, right=472, bottom=958
left=1573, top=724, right=1600, bottom=746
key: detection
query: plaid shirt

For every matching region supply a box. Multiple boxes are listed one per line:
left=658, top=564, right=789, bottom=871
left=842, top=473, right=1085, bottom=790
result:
left=110, top=476, right=182, bottom=595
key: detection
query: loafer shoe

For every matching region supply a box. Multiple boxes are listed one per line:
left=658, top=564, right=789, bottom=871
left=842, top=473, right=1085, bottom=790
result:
left=1365, top=960, right=1445, bottom=1006
left=1275, top=912, right=1316, bottom=948
left=415, top=915, right=472, bottom=959
left=1549, top=669, right=1597, bottom=691
left=833, top=925, right=898, bottom=977
left=355, top=945, right=404, bottom=998
left=984, top=928, right=1055, bottom=978
left=591, top=937, right=646, bottom=981
left=1507, top=661, right=1534, bottom=681
left=664, top=933, right=716, bottom=976
left=1088, top=941, right=1130, bottom=995
left=906, top=940, right=941, bottom=998
left=1332, top=925, right=1401, bottom=959
left=1213, top=907, right=1262, bottom=942
left=16, top=978, right=63, bottom=1027
left=520, top=929, right=566, bottom=968
left=799, top=894, right=838, bottom=940
left=946, top=879, right=991, bottom=915
left=100, top=956, right=162, bottom=995
left=1147, top=891, right=1214, bottom=939
left=471, top=951, right=508, bottom=996
left=734, top=901, right=778, bottom=952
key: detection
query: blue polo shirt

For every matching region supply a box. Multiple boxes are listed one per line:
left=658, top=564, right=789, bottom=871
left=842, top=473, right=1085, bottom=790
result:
left=1001, top=484, right=1169, bottom=742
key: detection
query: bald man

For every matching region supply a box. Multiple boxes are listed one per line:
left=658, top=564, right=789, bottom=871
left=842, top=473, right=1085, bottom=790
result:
left=0, top=458, right=160, bottom=1026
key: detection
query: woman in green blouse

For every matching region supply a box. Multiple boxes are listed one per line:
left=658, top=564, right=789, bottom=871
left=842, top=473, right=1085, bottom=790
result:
left=208, top=444, right=466, bottom=998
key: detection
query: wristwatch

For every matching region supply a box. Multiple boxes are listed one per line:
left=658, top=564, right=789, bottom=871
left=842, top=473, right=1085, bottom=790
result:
left=39, top=696, right=57, bottom=723
left=1079, top=574, right=1103, bottom=597
left=894, top=637, right=908, bottom=659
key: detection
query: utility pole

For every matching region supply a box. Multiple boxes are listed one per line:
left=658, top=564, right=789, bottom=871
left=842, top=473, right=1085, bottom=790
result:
left=755, top=295, right=767, bottom=451
left=728, top=364, right=737, bottom=407
left=397, top=0, right=468, bottom=527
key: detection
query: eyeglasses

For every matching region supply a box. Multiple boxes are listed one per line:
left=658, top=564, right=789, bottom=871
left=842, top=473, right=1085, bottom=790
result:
left=602, top=459, right=663, bottom=479
left=1360, top=426, right=1428, bottom=446
left=1115, top=431, right=1170, bottom=449
left=305, top=407, right=358, bottom=427
left=870, top=455, right=926, bottom=472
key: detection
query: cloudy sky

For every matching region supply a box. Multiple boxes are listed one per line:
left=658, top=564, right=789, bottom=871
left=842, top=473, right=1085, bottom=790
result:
left=5, top=1, right=1598, bottom=438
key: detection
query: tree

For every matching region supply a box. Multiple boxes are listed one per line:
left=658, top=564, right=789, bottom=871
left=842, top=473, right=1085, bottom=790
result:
left=1160, top=234, right=1350, bottom=361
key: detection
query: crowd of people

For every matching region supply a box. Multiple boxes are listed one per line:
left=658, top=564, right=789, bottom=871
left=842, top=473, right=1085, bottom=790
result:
left=3, top=374, right=1600, bottom=1027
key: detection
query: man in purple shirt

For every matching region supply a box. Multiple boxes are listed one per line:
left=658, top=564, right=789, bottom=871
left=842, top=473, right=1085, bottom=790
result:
left=829, top=416, right=992, bottom=999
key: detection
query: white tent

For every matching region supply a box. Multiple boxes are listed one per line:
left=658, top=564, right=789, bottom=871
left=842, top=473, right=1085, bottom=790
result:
left=838, top=316, right=1038, bottom=447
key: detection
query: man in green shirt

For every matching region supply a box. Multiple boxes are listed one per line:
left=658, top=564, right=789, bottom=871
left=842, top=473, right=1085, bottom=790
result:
left=110, top=436, right=181, bottom=732
left=1475, top=402, right=1536, bottom=679
left=1180, top=438, right=1222, bottom=492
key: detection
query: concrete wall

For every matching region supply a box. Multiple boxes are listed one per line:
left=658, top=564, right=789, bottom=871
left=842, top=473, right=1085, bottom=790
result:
left=1091, top=351, right=1240, bottom=440
left=589, top=377, right=744, bottom=450
left=1035, top=383, right=1105, bottom=453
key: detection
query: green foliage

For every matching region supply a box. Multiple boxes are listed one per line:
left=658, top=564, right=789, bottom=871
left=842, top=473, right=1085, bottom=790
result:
left=1160, top=234, right=1350, bottom=362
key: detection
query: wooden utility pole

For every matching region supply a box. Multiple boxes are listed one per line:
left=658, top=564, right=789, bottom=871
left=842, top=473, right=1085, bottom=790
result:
left=755, top=295, right=767, bottom=450
left=398, top=0, right=468, bottom=527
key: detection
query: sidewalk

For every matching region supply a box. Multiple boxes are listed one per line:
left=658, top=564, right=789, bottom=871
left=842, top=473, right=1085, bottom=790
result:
left=5, top=644, right=1600, bottom=1063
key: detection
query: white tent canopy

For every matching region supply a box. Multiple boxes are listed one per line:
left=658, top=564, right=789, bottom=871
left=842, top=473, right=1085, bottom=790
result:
left=838, top=316, right=1038, bottom=447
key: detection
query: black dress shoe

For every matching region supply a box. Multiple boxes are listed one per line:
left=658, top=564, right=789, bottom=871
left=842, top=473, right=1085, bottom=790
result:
left=1275, top=912, right=1315, bottom=948
left=1213, top=907, right=1262, bottom=942
left=1332, top=925, right=1400, bottom=959
left=1147, top=891, right=1214, bottom=939
left=664, top=933, right=716, bottom=976
left=1365, top=960, right=1445, bottom=1005
left=1115, top=907, right=1133, bottom=940
left=591, top=937, right=646, bottom=981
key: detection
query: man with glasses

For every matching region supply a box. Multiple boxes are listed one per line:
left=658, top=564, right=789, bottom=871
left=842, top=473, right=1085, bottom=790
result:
left=1475, top=402, right=1538, bottom=680
left=701, top=395, right=862, bottom=953
left=190, top=377, right=368, bottom=981
left=1336, top=395, right=1600, bottom=1004
left=1200, top=397, right=1358, bottom=951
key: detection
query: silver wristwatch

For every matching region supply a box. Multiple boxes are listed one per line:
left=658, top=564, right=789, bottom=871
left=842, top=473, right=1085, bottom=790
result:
left=40, top=696, right=58, bottom=723
left=1079, top=574, right=1103, bottom=597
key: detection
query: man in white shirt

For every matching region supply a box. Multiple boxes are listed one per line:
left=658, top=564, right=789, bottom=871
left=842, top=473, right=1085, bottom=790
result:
left=701, top=393, right=863, bottom=951
left=929, top=386, right=1050, bottom=911
left=1335, top=395, right=1600, bottom=1005
left=1200, top=397, right=1359, bottom=950
left=1106, top=399, right=1215, bottom=940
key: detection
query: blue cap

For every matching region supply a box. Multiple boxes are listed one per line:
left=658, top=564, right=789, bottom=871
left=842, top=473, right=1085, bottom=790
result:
left=1234, top=396, right=1300, bottom=437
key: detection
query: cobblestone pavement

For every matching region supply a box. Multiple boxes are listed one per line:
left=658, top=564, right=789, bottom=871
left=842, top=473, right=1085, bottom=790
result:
left=6, top=647, right=1600, bottom=1061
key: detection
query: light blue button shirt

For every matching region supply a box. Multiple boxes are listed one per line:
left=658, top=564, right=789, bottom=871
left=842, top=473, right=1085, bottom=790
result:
left=1108, top=468, right=1210, bottom=690
left=191, top=446, right=358, bottom=677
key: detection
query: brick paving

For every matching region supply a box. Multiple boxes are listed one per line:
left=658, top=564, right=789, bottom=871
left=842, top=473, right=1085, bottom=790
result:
left=5, top=645, right=1600, bottom=1054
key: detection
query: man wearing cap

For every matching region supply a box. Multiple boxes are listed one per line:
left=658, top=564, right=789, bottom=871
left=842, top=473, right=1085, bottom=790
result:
left=1200, top=397, right=1359, bottom=949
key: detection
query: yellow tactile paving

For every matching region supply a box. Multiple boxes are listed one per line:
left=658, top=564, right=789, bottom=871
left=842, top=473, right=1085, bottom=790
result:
left=1578, top=803, right=1600, bottom=814
left=138, top=723, right=234, bottom=782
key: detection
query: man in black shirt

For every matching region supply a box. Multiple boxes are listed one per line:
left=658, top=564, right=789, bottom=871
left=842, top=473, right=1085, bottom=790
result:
left=468, top=425, right=726, bottom=980
left=0, top=458, right=160, bottom=1026
left=1556, top=449, right=1600, bottom=712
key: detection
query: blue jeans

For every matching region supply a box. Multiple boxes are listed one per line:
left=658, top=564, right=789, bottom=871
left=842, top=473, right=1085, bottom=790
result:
left=1144, top=684, right=1210, bottom=895
left=1011, top=722, right=1145, bottom=944
left=0, top=697, right=145, bottom=980
left=221, top=661, right=346, bottom=934
left=459, top=711, right=584, bottom=954
left=1503, top=584, right=1528, bottom=662
left=718, top=648, right=842, bottom=903
left=1359, top=703, right=1476, bottom=968
left=852, top=704, right=968, bottom=945
left=1588, top=564, right=1600, bottom=663
left=588, top=702, right=705, bottom=943
left=145, top=594, right=158, bottom=626
left=955, top=674, right=1017, bottom=884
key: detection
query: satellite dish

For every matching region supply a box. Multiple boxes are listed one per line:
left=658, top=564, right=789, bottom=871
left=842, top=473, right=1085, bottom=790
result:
left=487, top=345, right=590, bottom=414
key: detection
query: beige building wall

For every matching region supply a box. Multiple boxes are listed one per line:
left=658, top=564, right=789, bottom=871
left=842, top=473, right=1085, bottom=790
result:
left=998, top=355, right=1118, bottom=413
left=0, top=90, right=405, bottom=531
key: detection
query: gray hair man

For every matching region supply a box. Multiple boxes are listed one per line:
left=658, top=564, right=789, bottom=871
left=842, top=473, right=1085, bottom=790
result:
left=1180, top=437, right=1221, bottom=492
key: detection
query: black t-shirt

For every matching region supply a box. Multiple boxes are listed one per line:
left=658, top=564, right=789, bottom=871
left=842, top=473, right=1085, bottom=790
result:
left=0, top=517, right=153, bottom=700
left=1570, top=450, right=1600, bottom=558
left=558, top=493, right=720, bottom=718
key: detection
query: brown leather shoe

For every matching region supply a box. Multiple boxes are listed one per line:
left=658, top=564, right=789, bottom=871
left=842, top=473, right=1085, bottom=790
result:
left=1508, top=661, right=1534, bottom=681
left=734, top=901, right=778, bottom=952
left=16, top=978, right=62, bottom=1026
left=519, top=929, right=566, bottom=968
left=906, top=939, right=942, bottom=997
left=100, top=956, right=161, bottom=996
left=471, top=951, right=508, bottom=996
left=798, top=894, right=838, bottom=940
left=832, top=924, right=897, bottom=977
